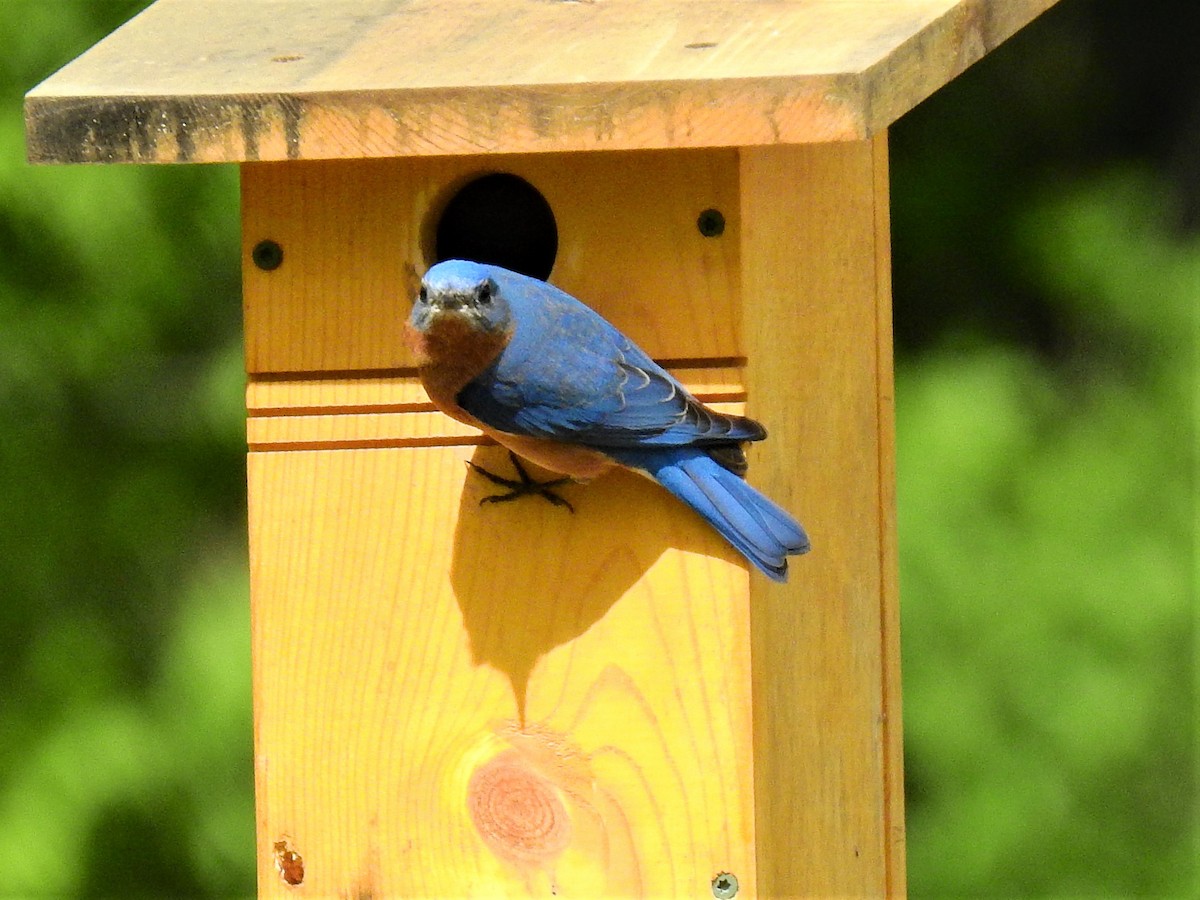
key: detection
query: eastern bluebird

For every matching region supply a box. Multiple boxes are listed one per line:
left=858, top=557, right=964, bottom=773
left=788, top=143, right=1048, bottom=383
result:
left=407, top=259, right=810, bottom=581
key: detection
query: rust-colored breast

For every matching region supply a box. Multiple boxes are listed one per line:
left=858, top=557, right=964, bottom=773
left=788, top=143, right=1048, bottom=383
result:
left=406, top=317, right=613, bottom=480
left=406, top=317, right=510, bottom=425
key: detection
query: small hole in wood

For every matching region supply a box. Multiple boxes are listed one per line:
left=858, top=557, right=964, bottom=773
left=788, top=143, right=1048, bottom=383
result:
left=252, top=239, right=284, bottom=271
left=697, top=208, right=726, bottom=238
left=273, top=839, right=304, bottom=886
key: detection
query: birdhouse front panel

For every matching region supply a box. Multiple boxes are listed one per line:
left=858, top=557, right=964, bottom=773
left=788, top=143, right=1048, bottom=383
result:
left=243, top=149, right=761, bottom=897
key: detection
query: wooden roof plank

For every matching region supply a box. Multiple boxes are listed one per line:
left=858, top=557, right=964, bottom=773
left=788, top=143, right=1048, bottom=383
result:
left=25, top=0, right=1060, bottom=164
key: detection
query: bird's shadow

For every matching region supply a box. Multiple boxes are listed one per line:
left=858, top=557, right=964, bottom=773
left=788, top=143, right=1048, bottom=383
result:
left=449, top=446, right=722, bottom=723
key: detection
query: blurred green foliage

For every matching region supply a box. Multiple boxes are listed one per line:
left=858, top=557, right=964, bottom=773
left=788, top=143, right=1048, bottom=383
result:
left=898, top=172, right=1195, bottom=896
left=1, top=0, right=1194, bottom=897
left=2, top=2, right=250, bottom=897
left=890, top=2, right=1197, bottom=893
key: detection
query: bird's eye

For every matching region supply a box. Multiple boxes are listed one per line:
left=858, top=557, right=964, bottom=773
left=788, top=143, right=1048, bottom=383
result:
left=418, top=286, right=428, bottom=304
left=477, top=281, right=493, bottom=304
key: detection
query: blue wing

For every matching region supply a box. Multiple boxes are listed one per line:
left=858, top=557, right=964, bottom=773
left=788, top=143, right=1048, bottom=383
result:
left=456, top=267, right=764, bottom=450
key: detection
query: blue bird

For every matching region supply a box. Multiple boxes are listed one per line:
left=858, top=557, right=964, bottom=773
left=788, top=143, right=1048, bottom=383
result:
left=406, top=259, right=810, bottom=581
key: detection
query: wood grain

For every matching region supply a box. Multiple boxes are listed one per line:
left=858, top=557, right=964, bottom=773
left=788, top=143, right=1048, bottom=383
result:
left=26, top=0, right=1062, bottom=163
left=741, top=136, right=905, bottom=896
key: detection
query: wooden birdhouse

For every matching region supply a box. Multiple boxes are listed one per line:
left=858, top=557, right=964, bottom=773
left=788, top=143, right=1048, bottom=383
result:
left=26, top=1, right=1061, bottom=896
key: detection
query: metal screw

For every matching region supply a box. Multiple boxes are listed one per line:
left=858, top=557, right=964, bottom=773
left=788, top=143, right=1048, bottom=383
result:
left=252, top=239, right=284, bottom=271
left=712, top=872, right=738, bottom=898
left=697, top=208, right=726, bottom=238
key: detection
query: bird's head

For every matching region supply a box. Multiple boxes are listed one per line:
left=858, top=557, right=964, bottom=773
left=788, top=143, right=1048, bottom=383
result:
left=410, top=259, right=513, bottom=336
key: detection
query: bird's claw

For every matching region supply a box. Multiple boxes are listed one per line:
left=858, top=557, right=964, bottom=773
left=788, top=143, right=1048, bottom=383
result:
left=466, top=451, right=575, bottom=513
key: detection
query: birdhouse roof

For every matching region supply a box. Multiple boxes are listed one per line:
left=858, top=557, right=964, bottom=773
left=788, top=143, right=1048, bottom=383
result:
left=25, top=0, right=1059, bottom=164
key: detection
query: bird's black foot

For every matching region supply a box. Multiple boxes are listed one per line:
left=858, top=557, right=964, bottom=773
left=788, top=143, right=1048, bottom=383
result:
left=467, top=451, right=575, bottom=513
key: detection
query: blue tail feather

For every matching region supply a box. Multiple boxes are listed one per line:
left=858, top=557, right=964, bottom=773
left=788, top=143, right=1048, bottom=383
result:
left=610, top=448, right=810, bottom=582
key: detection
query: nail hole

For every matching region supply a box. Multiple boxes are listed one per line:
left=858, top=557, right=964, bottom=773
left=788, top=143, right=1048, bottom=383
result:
left=252, top=239, right=284, bottom=271
left=274, top=839, right=304, bottom=886
left=697, top=208, right=726, bottom=238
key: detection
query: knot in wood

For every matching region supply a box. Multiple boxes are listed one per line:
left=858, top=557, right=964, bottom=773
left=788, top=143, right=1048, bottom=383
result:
left=467, top=751, right=571, bottom=866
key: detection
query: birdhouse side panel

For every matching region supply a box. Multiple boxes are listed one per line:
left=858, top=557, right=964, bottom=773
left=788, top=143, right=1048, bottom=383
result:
left=741, top=136, right=905, bottom=897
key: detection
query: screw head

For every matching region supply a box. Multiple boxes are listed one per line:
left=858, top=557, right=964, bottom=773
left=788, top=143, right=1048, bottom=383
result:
left=697, top=208, right=726, bottom=238
left=712, top=871, right=738, bottom=898
left=252, top=239, right=284, bottom=271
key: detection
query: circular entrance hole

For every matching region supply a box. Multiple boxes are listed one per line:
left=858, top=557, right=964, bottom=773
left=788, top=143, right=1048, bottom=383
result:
left=433, top=173, right=558, bottom=280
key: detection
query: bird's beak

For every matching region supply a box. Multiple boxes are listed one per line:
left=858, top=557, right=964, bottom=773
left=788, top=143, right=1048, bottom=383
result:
left=430, top=295, right=462, bottom=312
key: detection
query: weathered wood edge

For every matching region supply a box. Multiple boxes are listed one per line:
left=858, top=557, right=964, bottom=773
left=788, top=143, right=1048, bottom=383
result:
left=24, top=0, right=1059, bottom=165
left=23, top=76, right=865, bottom=165
left=860, top=0, right=1058, bottom=130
